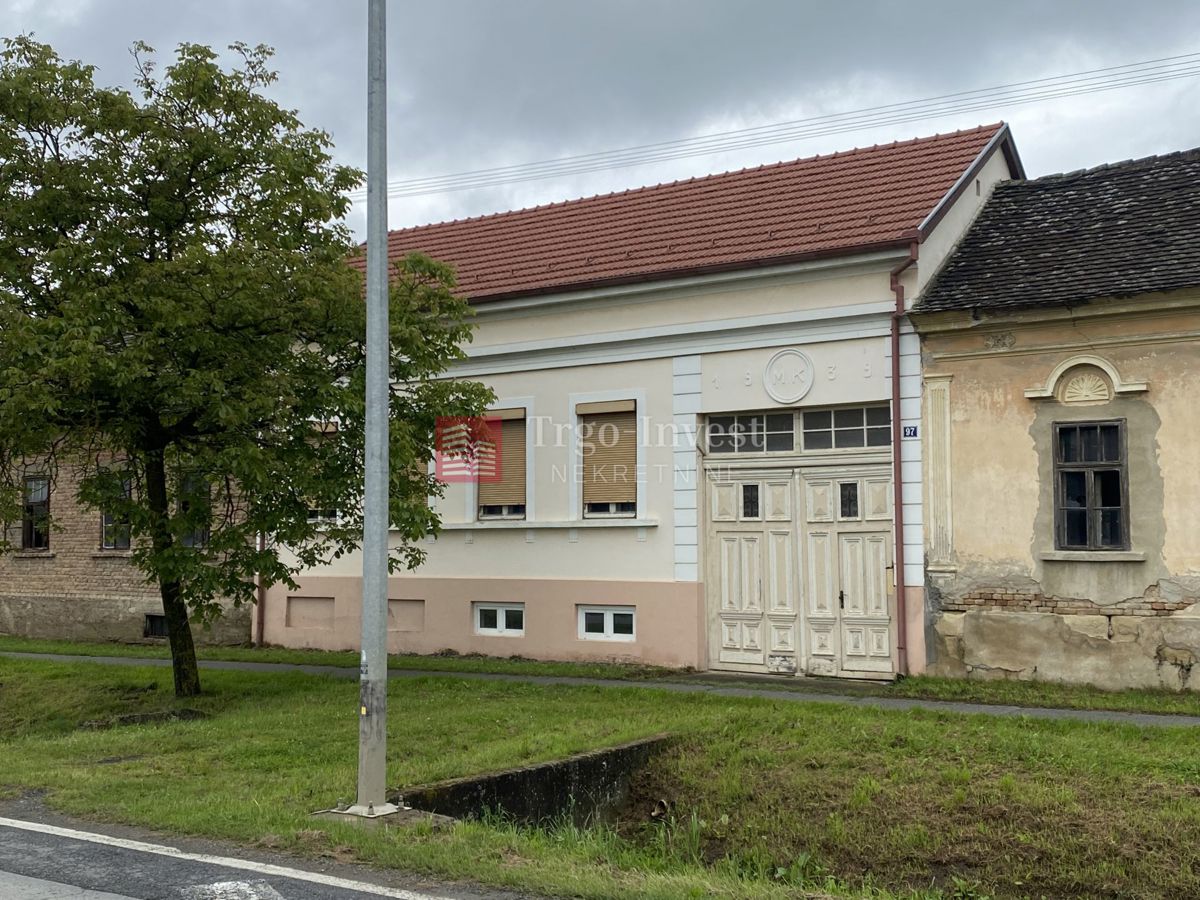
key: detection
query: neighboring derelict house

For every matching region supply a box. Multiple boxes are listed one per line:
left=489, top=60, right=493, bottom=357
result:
left=912, top=148, right=1200, bottom=690
left=260, top=124, right=1023, bottom=680
left=0, top=462, right=250, bottom=644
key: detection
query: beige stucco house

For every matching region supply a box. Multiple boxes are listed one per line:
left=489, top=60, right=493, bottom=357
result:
left=254, top=124, right=1024, bottom=679
left=912, top=148, right=1200, bottom=690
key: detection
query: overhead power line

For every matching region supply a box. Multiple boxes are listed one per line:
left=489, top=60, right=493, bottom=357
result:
left=350, top=51, right=1200, bottom=200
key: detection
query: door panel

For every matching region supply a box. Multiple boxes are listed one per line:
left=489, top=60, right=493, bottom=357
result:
left=765, top=481, right=792, bottom=521
left=838, top=535, right=866, bottom=617
left=719, top=536, right=741, bottom=611
left=715, top=531, right=765, bottom=665
left=839, top=530, right=893, bottom=673
left=740, top=535, right=762, bottom=613
left=766, top=529, right=793, bottom=613
left=806, top=532, right=835, bottom=617
left=711, top=482, right=737, bottom=522
left=805, top=480, right=834, bottom=522
left=707, top=471, right=798, bottom=674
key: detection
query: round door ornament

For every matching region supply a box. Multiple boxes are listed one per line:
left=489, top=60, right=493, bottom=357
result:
left=763, top=348, right=814, bottom=404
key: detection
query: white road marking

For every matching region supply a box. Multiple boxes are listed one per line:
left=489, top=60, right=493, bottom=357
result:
left=180, top=880, right=285, bottom=899
left=0, top=817, right=456, bottom=900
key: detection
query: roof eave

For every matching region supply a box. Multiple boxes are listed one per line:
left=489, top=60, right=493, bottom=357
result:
left=463, top=238, right=917, bottom=305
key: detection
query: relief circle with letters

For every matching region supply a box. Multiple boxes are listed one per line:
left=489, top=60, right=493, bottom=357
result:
left=763, top=348, right=815, bottom=404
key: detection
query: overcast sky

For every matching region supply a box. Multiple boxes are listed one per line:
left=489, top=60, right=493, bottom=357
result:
left=6, top=0, right=1199, bottom=236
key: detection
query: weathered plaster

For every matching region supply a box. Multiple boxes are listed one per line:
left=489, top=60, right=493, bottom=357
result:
left=935, top=609, right=1200, bottom=692
left=916, top=292, right=1200, bottom=690
left=1030, top=394, right=1165, bottom=606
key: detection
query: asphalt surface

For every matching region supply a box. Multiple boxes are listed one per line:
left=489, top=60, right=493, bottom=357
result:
left=5, top=649, right=1200, bottom=728
left=0, top=799, right=534, bottom=900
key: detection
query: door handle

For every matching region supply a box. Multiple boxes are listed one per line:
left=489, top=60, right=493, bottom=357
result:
left=838, top=589, right=845, bottom=609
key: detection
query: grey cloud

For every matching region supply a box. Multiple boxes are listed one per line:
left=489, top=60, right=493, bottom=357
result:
left=5, top=0, right=1199, bottom=233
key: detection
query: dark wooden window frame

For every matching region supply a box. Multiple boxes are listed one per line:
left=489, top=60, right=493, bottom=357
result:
left=100, top=476, right=133, bottom=551
left=22, top=475, right=50, bottom=551
left=1053, top=419, right=1130, bottom=551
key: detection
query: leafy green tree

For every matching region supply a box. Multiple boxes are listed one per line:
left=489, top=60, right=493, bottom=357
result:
left=0, top=37, right=490, bottom=696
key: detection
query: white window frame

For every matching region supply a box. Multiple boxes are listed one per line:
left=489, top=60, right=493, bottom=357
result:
left=577, top=605, right=636, bottom=642
left=800, top=404, right=892, bottom=452
left=582, top=501, right=637, bottom=518
left=473, top=602, right=525, bottom=636
left=478, top=503, right=527, bottom=520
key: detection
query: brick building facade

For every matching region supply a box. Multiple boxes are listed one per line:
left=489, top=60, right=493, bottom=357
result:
left=0, top=465, right=251, bottom=644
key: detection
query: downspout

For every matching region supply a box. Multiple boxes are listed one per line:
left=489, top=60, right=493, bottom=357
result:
left=889, top=240, right=919, bottom=677
left=254, top=531, right=267, bottom=646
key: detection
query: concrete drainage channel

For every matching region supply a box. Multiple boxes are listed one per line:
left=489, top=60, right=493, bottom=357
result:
left=392, top=734, right=673, bottom=827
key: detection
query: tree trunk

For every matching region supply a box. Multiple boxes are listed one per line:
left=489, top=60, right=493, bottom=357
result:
left=145, top=447, right=202, bottom=697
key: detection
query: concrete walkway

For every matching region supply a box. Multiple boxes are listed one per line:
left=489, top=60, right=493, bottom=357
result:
left=5, top=649, right=1200, bottom=728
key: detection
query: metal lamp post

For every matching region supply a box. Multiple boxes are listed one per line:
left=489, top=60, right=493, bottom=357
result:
left=349, top=0, right=397, bottom=819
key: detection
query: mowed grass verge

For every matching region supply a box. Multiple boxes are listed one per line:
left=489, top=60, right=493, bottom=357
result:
left=7, top=634, right=1200, bottom=717
left=3, top=656, right=1200, bottom=898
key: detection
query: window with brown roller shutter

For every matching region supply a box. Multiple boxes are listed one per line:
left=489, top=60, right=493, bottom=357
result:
left=578, top=399, right=637, bottom=517
left=478, top=408, right=526, bottom=519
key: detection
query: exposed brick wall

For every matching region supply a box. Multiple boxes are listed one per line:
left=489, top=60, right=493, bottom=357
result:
left=942, top=588, right=1195, bottom=617
left=0, top=464, right=250, bottom=644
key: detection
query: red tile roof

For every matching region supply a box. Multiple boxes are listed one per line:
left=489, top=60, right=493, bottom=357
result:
left=369, top=124, right=1008, bottom=303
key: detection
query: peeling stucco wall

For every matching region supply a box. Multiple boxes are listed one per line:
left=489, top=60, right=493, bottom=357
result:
left=916, top=295, right=1200, bottom=690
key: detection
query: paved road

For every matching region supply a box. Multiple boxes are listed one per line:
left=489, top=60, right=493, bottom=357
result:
left=0, top=813, right=531, bottom=900
left=5, top=649, right=1200, bottom=728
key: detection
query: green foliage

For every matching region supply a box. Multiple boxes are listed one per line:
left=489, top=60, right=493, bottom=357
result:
left=0, top=38, right=489, bottom=624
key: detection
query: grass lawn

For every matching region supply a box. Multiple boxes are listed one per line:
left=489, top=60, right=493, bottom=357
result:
left=0, top=634, right=673, bottom=680
left=3, top=655, right=1200, bottom=899
left=7, top=633, right=1200, bottom=717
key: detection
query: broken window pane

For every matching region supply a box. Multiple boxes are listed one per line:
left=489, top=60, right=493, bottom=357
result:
left=1062, top=471, right=1087, bottom=508
left=1064, top=509, right=1089, bottom=546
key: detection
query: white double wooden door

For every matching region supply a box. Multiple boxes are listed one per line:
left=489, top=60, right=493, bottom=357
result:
left=706, top=466, right=895, bottom=677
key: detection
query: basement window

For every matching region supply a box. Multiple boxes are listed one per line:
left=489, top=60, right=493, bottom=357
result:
left=143, top=614, right=169, bottom=639
left=474, top=603, right=525, bottom=636
left=578, top=606, right=636, bottom=642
